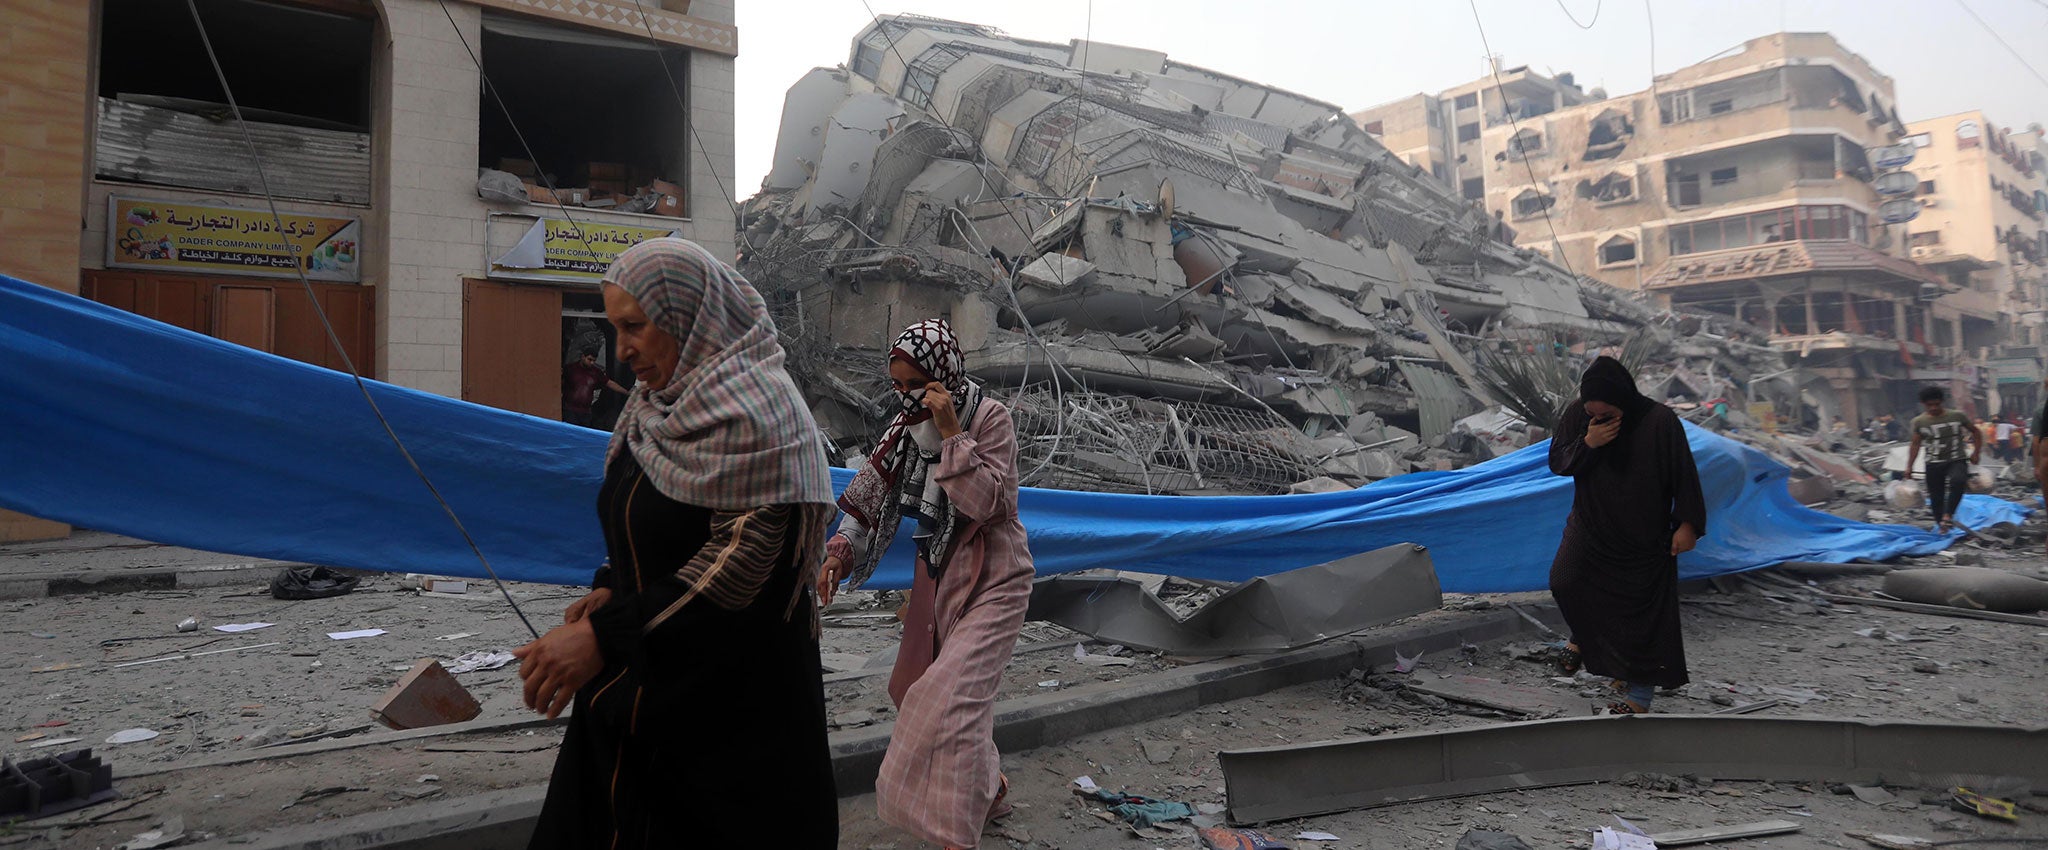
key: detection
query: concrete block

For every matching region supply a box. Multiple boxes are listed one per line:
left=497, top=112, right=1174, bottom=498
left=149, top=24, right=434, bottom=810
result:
left=371, top=659, right=482, bottom=730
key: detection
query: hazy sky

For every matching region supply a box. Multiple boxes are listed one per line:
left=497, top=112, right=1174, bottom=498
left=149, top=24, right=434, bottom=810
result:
left=724, top=0, right=2048, bottom=199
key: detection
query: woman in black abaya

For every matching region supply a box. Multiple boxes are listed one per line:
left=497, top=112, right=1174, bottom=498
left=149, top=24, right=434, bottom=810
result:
left=1547, top=357, right=1707, bottom=714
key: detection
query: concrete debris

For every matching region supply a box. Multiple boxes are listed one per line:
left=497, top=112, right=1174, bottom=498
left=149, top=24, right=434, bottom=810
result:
left=740, top=15, right=1785, bottom=494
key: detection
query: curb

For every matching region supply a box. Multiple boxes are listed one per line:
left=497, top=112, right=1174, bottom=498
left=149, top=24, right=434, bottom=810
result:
left=0, top=561, right=305, bottom=600
left=181, top=605, right=1560, bottom=850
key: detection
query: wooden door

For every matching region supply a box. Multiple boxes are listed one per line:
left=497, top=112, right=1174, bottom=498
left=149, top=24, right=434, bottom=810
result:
left=461, top=278, right=563, bottom=419
left=214, top=286, right=277, bottom=352
left=81, top=270, right=374, bottom=375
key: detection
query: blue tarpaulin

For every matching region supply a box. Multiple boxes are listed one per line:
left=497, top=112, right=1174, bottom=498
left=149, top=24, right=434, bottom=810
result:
left=0, top=273, right=2029, bottom=592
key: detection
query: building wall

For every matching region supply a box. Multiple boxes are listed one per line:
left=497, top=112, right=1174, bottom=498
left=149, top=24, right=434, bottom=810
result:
left=0, top=0, right=93, bottom=541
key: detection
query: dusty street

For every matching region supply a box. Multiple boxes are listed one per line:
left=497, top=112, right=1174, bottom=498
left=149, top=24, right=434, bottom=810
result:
left=1, top=522, right=2044, bottom=849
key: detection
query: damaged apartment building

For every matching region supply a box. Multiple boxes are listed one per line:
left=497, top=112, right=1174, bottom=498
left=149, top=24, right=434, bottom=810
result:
left=738, top=15, right=1777, bottom=496
left=1356, top=33, right=2007, bottom=427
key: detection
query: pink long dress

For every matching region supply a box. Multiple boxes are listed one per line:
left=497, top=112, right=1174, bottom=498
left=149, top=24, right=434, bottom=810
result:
left=836, top=398, right=1034, bottom=848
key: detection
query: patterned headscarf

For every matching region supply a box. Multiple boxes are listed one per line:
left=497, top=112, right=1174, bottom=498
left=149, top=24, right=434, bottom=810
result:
left=837, top=319, right=982, bottom=589
left=603, top=239, right=833, bottom=511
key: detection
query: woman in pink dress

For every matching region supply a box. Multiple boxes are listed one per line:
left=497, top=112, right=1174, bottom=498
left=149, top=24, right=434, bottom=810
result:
left=817, top=319, right=1035, bottom=849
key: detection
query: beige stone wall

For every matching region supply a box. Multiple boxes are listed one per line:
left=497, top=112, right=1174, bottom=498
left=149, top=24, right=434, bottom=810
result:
left=0, top=0, right=93, bottom=541
left=371, top=0, right=740, bottom=396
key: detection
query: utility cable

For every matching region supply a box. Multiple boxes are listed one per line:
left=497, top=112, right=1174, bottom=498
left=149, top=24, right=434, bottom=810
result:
left=432, top=1, right=611, bottom=282
left=1468, top=0, right=1581, bottom=281
left=626, top=0, right=756, bottom=255
left=185, top=0, right=540, bottom=640
left=1554, top=0, right=1601, bottom=29
left=1954, top=0, right=2048, bottom=92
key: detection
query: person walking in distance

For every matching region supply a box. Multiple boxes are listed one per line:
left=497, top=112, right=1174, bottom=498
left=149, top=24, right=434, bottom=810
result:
left=560, top=348, right=626, bottom=428
left=2034, top=376, right=2048, bottom=551
left=1906, top=385, right=1980, bottom=535
left=1546, top=357, right=1708, bottom=715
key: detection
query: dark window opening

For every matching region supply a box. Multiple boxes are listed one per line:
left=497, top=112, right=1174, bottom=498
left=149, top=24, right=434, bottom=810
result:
left=1511, top=191, right=1555, bottom=219
left=1671, top=173, right=1701, bottom=207
left=1920, top=180, right=1936, bottom=195
left=1710, top=167, right=1739, bottom=186
left=852, top=22, right=907, bottom=80
left=1454, top=92, right=1478, bottom=110
left=96, top=0, right=374, bottom=203
left=1462, top=177, right=1485, bottom=201
left=901, top=44, right=968, bottom=111
left=1909, top=231, right=1943, bottom=248
left=1577, top=173, right=1634, bottom=203
left=1708, top=99, right=1734, bottom=115
left=1362, top=120, right=1385, bottom=135
left=1583, top=109, right=1634, bottom=161
left=1508, top=130, right=1543, bottom=155
left=1600, top=238, right=1637, bottom=265
left=100, top=0, right=373, bottom=130
left=1457, top=122, right=1480, bottom=143
left=478, top=14, right=689, bottom=213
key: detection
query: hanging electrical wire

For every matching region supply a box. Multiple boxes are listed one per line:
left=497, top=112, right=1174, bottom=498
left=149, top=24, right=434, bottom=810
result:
left=1954, top=0, right=2048, bottom=92
left=625, top=0, right=756, bottom=255
left=1467, top=0, right=1582, bottom=281
left=183, top=0, right=541, bottom=640
left=1554, top=0, right=1601, bottom=29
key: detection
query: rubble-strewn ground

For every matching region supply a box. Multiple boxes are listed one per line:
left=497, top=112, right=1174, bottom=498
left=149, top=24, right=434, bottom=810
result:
left=3, top=514, right=2043, bottom=848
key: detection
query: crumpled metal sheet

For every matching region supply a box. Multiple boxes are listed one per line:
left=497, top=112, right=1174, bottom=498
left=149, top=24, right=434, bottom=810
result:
left=1219, top=715, right=2048, bottom=823
left=1024, top=543, right=1442, bottom=655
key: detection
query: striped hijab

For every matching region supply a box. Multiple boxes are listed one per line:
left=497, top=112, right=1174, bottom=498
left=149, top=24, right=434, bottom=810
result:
left=602, top=239, right=833, bottom=512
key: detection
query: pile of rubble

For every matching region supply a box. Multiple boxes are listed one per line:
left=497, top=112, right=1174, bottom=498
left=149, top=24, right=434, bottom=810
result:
left=738, top=14, right=1783, bottom=493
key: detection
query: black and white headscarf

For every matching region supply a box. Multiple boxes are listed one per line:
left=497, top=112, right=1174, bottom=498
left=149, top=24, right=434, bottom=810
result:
left=835, top=319, right=983, bottom=589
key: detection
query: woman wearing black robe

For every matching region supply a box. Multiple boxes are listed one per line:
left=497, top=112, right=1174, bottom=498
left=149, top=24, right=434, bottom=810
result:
left=1547, top=357, right=1708, bottom=714
left=512, top=240, right=838, bottom=848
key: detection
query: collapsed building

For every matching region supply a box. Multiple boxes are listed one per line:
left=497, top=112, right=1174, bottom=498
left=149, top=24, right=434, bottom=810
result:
left=738, top=14, right=1783, bottom=495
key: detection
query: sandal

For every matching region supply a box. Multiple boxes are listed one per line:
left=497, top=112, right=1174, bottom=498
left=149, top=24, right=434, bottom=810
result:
left=1555, top=644, right=1582, bottom=676
left=987, top=772, right=1012, bottom=822
left=1605, top=700, right=1648, bottom=715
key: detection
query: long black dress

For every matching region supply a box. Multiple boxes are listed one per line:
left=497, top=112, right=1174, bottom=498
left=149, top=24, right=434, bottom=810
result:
left=1547, top=400, right=1708, bottom=688
left=527, top=454, right=838, bottom=849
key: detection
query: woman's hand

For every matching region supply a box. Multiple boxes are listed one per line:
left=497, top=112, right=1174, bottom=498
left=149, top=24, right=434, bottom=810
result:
left=1584, top=415, right=1621, bottom=448
left=513, top=620, right=603, bottom=719
left=563, top=587, right=612, bottom=624
left=924, top=381, right=961, bottom=439
left=1670, top=522, right=1700, bottom=556
left=816, top=554, right=847, bottom=606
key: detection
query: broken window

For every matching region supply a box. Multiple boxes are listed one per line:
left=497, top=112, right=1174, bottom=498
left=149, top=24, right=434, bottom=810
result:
left=1507, top=129, right=1543, bottom=155
left=1958, top=120, right=1982, bottom=149
left=901, top=44, right=968, bottom=111
left=1510, top=189, right=1555, bottom=220
left=1462, top=177, right=1485, bottom=201
left=95, top=0, right=374, bottom=204
left=1457, top=122, right=1480, bottom=143
left=1454, top=92, right=1478, bottom=110
left=478, top=13, right=687, bottom=211
left=851, top=21, right=908, bottom=80
left=1362, top=120, right=1385, bottom=136
left=1660, top=91, right=1693, bottom=124
left=1582, top=108, right=1634, bottom=161
left=1708, top=99, right=1733, bottom=115
left=1710, top=167, right=1739, bottom=187
left=1909, top=230, right=1943, bottom=248
left=1576, top=172, right=1634, bottom=203
left=1599, top=235, right=1638, bottom=266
